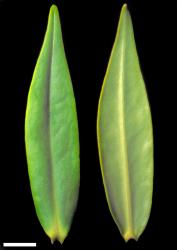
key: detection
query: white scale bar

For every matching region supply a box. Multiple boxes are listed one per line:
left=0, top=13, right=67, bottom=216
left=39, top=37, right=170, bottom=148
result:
left=3, top=243, right=36, bottom=247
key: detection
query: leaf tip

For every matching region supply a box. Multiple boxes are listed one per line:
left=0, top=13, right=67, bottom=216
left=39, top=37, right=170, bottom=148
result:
left=123, top=230, right=137, bottom=242
left=50, top=4, right=59, bottom=17
left=48, top=226, right=68, bottom=245
left=120, top=3, right=130, bottom=18
left=57, top=231, right=68, bottom=245
left=122, top=3, right=128, bottom=11
left=50, top=236, right=65, bottom=245
left=50, top=237, right=65, bottom=245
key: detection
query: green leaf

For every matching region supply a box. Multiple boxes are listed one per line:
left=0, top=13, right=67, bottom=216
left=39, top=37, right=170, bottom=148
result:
left=25, top=5, right=79, bottom=243
left=97, top=4, right=153, bottom=241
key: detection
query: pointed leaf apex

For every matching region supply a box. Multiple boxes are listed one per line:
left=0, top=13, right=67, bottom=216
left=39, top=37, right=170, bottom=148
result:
left=49, top=5, right=59, bottom=18
left=48, top=226, right=68, bottom=245
left=123, top=230, right=136, bottom=242
left=57, top=230, right=68, bottom=244
left=120, top=3, right=130, bottom=20
left=50, top=4, right=58, bottom=13
left=122, top=3, right=128, bottom=11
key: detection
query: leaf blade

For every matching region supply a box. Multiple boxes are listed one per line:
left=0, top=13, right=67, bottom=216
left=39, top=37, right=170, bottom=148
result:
left=25, top=5, right=79, bottom=243
left=97, top=4, right=153, bottom=241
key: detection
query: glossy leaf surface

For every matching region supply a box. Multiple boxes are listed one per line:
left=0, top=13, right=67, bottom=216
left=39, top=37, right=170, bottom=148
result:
left=25, top=5, right=79, bottom=243
left=97, top=4, right=153, bottom=241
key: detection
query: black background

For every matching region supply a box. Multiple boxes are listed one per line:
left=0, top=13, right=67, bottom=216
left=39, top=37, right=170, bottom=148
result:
left=0, top=0, right=176, bottom=249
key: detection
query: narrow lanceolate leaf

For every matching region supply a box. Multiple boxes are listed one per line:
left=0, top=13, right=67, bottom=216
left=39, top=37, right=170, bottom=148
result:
left=97, top=4, right=153, bottom=241
left=25, top=5, right=79, bottom=243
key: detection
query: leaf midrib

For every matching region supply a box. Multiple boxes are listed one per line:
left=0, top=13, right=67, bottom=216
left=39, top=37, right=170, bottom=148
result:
left=47, top=12, right=60, bottom=238
left=117, top=17, right=134, bottom=238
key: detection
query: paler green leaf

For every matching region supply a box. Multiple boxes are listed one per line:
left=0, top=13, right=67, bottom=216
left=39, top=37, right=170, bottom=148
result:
left=25, top=5, right=79, bottom=243
left=97, top=4, right=153, bottom=241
